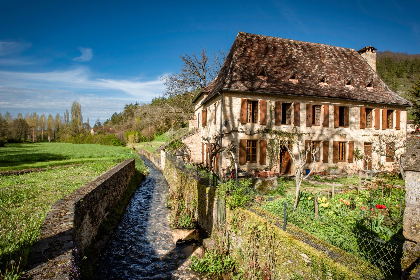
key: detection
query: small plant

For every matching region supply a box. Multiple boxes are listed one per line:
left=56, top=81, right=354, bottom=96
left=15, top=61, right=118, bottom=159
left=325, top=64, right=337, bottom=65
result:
left=190, top=250, right=236, bottom=276
left=216, top=179, right=255, bottom=209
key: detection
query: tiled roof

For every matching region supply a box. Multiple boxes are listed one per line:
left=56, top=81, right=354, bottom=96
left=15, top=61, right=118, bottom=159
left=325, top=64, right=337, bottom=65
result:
left=196, top=32, right=411, bottom=106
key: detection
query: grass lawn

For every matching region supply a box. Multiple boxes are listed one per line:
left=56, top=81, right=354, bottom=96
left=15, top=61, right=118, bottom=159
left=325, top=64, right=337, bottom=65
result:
left=0, top=142, right=148, bottom=277
left=133, top=127, right=189, bottom=153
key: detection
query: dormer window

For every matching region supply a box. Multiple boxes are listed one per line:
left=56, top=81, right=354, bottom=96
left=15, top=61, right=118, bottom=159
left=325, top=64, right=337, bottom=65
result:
left=257, top=67, right=267, bottom=79
left=319, top=76, right=328, bottom=86
left=289, top=73, right=298, bottom=84
left=345, top=78, right=353, bottom=87
left=366, top=80, right=373, bottom=89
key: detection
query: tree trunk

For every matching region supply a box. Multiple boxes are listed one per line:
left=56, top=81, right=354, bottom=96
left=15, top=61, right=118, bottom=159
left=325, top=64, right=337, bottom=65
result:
left=294, top=169, right=301, bottom=209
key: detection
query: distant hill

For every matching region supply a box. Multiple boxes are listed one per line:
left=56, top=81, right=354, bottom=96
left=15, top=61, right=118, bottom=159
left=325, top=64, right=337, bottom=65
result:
left=377, top=51, right=420, bottom=98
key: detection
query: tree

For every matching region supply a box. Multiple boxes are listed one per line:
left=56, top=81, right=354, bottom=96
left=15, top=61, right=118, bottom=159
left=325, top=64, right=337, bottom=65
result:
left=70, top=101, right=83, bottom=135
left=0, top=114, right=8, bottom=146
left=10, top=118, right=29, bottom=142
left=54, top=113, right=62, bottom=140
left=39, top=114, right=46, bottom=142
left=26, top=112, right=39, bottom=142
left=408, top=78, right=420, bottom=125
left=162, top=49, right=225, bottom=97
left=47, top=114, right=54, bottom=142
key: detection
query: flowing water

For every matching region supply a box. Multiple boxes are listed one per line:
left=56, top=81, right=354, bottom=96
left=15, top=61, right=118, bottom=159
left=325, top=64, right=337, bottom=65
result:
left=96, top=156, right=201, bottom=279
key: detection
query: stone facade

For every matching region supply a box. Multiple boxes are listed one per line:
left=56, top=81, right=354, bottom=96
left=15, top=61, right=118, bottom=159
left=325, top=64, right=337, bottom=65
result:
left=26, top=159, right=135, bottom=280
left=358, top=46, right=377, bottom=72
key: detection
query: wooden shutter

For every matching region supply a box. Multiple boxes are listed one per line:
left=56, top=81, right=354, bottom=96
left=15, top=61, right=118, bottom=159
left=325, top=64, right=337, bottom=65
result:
left=344, top=107, right=349, bottom=127
left=323, top=141, right=329, bottom=163
left=334, top=106, right=339, bottom=128
left=375, top=108, right=381, bottom=129
left=360, top=107, right=366, bottom=129
left=396, top=110, right=400, bottom=130
left=240, top=99, right=247, bottom=124
left=305, top=140, right=311, bottom=163
left=306, top=104, right=313, bottom=127
left=294, top=103, right=300, bottom=126
left=333, top=141, right=339, bottom=163
left=260, top=100, right=267, bottom=125
left=239, top=139, right=247, bottom=165
left=348, top=141, right=354, bottom=163
left=382, top=109, right=387, bottom=130
left=323, top=105, right=329, bottom=127
left=259, top=139, right=267, bottom=165
left=202, top=109, right=207, bottom=127
left=275, top=101, right=282, bottom=125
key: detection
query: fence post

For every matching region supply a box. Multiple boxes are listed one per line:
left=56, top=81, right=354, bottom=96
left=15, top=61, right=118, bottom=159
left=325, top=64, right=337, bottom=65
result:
left=283, top=201, right=287, bottom=231
left=315, top=195, right=319, bottom=219
left=332, top=183, right=335, bottom=199
left=358, top=170, right=361, bottom=195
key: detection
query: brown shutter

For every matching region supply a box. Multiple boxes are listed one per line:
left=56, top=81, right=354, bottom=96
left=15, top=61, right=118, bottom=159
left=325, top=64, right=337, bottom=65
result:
left=360, top=107, right=366, bottom=129
left=275, top=101, right=282, bottom=125
left=260, top=100, right=267, bottom=125
left=306, top=104, right=313, bottom=127
left=348, top=141, right=354, bottom=163
left=259, top=139, right=267, bottom=165
left=382, top=109, right=387, bottom=130
left=239, top=139, right=247, bottom=165
left=305, top=140, right=311, bottom=163
left=344, top=107, right=349, bottom=127
left=202, top=109, right=207, bottom=127
left=323, top=141, right=329, bottom=163
left=334, top=106, right=339, bottom=128
left=240, top=99, right=247, bottom=124
left=333, top=141, right=339, bottom=163
left=323, top=105, right=329, bottom=127
left=375, top=108, right=381, bottom=129
left=294, top=103, right=300, bottom=126
left=396, top=110, right=400, bottom=130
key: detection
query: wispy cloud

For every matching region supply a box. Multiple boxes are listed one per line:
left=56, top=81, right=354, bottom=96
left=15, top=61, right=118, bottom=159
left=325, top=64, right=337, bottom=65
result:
left=272, top=0, right=308, bottom=34
left=74, top=47, right=93, bottom=62
left=0, top=41, right=31, bottom=57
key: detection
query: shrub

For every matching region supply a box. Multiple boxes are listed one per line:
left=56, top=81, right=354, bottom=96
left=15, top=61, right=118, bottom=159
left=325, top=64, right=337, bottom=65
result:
left=216, top=179, right=255, bottom=209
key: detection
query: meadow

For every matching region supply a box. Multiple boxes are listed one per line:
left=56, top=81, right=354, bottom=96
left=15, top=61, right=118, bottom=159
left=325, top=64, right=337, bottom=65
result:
left=0, top=143, right=147, bottom=278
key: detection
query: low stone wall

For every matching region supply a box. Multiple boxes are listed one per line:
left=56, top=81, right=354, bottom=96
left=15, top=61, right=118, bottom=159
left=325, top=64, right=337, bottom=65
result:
left=26, top=159, right=135, bottom=280
left=138, top=148, right=161, bottom=170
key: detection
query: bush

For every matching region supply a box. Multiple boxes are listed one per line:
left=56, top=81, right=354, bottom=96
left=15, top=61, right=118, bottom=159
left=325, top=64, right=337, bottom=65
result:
left=217, top=179, right=255, bottom=209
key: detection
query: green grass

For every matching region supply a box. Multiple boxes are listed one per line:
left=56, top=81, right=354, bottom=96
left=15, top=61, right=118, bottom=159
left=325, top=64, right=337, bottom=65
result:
left=0, top=142, right=148, bottom=277
left=0, top=143, right=142, bottom=171
left=133, top=127, right=190, bottom=153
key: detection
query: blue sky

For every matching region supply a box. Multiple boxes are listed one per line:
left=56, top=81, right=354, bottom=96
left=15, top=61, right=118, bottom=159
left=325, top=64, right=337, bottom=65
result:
left=1, top=0, right=419, bottom=123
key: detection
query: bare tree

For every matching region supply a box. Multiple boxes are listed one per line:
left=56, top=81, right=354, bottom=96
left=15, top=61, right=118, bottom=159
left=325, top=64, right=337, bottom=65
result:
left=47, top=114, right=54, bottom=142
left=39, top=114, right=46, bottom=142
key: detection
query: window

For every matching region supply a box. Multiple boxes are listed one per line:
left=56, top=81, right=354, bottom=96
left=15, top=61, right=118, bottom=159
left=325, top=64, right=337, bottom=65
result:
left=312, top=105, right=321, bottom=126
left=367, top=80, right=373, bottom=88
left=257, top=67, right=267, bottom=79
left=338, top=142, right=346, bottom=162
left=281, top=103, right=292, bottom=125
left=246, top=140, right=257, bottom=162
left=311, top=141, right=321, bottom=162
left=339, top=107, right=345, bottom=126
left=387, top=110, right=394, bottom=129
left=345, top=78, right=353, bottom=86
left=366, top=108, right=372, bottom=128
left=247, top=100, right=258, bottom=123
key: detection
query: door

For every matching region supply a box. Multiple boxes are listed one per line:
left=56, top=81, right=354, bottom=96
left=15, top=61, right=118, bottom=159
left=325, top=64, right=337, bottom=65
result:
left=364, top=143, right=372, bottom=170
left=280, top=145, right=292, bottom=175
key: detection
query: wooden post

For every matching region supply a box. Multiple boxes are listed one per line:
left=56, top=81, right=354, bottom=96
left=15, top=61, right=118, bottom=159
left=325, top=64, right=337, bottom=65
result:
left=315, top=195, right=319, bottom=219
left=332, top=183, right=335, bottom=199
left=358, top=170, right=361, bottom=195
left=327, top=191, right=330, bottom=201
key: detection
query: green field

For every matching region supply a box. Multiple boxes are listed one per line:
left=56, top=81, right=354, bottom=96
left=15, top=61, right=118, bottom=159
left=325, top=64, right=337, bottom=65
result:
left=0, top=143, right=148, bottom=278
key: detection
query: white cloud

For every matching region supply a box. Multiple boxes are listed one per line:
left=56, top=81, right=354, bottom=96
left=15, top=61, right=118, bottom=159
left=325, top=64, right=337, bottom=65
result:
left=73, top=47, right=93, bottom=62
left=0, top=41, right=31, bottom=57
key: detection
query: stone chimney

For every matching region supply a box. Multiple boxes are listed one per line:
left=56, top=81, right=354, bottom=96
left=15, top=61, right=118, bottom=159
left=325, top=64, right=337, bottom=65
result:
left=358, top=46, right=377, bottom=72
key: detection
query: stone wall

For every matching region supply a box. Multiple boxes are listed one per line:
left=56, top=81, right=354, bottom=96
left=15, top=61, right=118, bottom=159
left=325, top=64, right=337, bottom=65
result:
left=181, top=130, right=202, bottom=163
left=402, top=143, right=420, bottom=279
left=138, top=148, right=161, bottom=170
left=26, top=159, right=135, bottom=280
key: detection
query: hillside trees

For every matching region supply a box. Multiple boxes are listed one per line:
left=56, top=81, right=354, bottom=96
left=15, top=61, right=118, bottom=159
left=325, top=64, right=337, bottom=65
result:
left=409, top=78, right=420, bottom=125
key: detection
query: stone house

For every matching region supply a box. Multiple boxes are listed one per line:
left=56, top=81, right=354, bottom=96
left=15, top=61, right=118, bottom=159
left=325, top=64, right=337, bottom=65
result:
left=188, top=32, right=411, bottom=175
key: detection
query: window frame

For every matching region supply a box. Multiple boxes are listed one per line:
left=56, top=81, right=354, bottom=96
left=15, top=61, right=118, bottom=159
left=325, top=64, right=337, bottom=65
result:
left=366, top=108, right=373, bottom=128
left=311, top=141, right=321, bottom=162
left=247, top=100, right=259, bottom=123
left=246, top=140, right=258, bottom=163
left=387, top=110, right=394, bottom=129
left=281, top=102, right=292, bottom=125
left=312, top=105, right=321, bottom=126
left=338, top=142, right=346, bottom=162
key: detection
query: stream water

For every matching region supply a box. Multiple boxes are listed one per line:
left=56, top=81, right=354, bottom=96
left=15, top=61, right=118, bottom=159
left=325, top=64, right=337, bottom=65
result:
left=96, top=156, right=201, bottom=280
